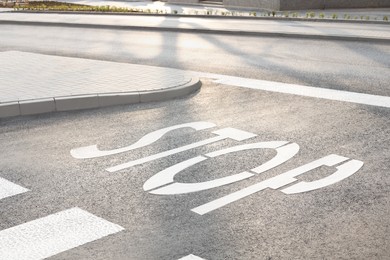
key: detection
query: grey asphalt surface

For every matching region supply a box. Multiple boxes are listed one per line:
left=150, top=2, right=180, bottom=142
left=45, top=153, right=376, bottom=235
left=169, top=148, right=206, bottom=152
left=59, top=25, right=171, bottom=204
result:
left=0, top=79, right=389, bottom=259
left=1, top=25, right=390, bottom=96
left=1, top=13, right=389, bottom=42
left=1, top=10, right=390, bottom=259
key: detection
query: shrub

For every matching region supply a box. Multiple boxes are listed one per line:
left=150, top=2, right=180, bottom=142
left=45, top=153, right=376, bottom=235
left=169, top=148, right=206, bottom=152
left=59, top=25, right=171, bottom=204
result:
left=332, top=13, right=338, bottom=19
left=306, top=12, right=315, bottom=18
left=384, top=16, right=388, bottom=21
left=319, top=13, right=324, bottom=19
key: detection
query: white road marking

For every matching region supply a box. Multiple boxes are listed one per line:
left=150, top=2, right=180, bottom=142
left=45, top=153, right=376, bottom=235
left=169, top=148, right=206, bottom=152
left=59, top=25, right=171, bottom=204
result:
left=192, top=154, right=363, bottom=215
left=281, top=159, right=364, bottom=194
left=144, top=141, right=299, bottom=195
left=251, top=143, right=300, bottom=174
left=194, top=73, right=390, bottom=108
left=0, top=177, right=29, bottom=200
left=71, top=121, right=216, bottom=159
left=214, top=76, right=390, bottom=108
left=143, top=156, right=209, bottom=191
left=178, top=254, right=206, bottom=260
left=107, top=135, right=224, bottom=172
left=0, top=207, right=124, bottom=260
left=106, top=127, right=257, bottom=172
left=147, top=157, right=254, bottom=194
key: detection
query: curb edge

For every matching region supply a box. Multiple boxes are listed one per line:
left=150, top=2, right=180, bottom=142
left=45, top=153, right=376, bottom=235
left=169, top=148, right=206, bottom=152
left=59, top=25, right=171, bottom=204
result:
left=0, top=77, right=201, bottom=119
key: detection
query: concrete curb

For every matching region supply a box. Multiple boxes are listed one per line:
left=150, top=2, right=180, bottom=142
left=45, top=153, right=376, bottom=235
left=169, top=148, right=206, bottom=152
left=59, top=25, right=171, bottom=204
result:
left=9, top=11, right=390, bottom=25
left=1, top=19, right=388, bottom=43
left=0, top=77, right=201, bottom=118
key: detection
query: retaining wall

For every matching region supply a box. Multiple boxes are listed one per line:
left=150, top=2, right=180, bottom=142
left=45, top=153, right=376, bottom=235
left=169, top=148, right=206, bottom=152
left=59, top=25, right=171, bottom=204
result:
left=168, top=0, right=390, bottom=10
left=223, top=0, right=280, bottom=10
left=167, top=0, right=199, bottom=4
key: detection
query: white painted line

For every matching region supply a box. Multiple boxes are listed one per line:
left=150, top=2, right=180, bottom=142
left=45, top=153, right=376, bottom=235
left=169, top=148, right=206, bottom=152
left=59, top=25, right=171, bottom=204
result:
left=0, top=177, right=29, bottom=200
left=107, top=135, right=225, bottom=172
left=211, top=127, right=257, bottom=141
left=178, top=254, right=207, bottom=260
left=191, top=72, right=390, bottom=108
left=144, top=141, right=298, bottom=195
left=150, top=170, right=254, bottom=195
left=281, top=158, right=364, bottom=194
left=106, top=127, right=256, bottom=172
left=0, top=207, right=124, bottom=260
left=71, top=121, right=216, bottom=159
left=191, top=175, right=278, bottom=216
left=251, top=143, right=300, bottom=174
left=143, top=156, right=208, bottom=191
left=192, top=154, right=361, bottom=215
left=212, top=76, right=390, bottom=108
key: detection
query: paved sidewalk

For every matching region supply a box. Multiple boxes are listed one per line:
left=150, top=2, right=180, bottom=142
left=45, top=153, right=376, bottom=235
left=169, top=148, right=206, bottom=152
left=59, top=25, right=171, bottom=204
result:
left=0, top=51, right=200, bottom=118
left=1, top=51, right=389, bottom=119
left=1, top=12, right=389, bottom=43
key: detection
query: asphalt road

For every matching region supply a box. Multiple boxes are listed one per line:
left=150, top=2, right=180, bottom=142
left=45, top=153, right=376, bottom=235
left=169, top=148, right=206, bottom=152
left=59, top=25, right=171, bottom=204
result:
left=1, top=78, right=389, bottom=259
left=1, top=17, right=390, bottom=259
left=0, top=24, right=389, bottom=96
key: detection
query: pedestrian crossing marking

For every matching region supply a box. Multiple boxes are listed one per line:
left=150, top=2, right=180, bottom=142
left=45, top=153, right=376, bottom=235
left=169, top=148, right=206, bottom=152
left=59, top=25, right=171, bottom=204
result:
left=0, top=207, right=124, bottom=260
left=0, top=176, right=29, bottom=201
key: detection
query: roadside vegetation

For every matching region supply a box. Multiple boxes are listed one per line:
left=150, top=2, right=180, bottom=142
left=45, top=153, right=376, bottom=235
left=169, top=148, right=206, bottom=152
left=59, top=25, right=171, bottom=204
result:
left=12, top=1, right=141, bottom=12
left=8, top=1, right=390, bottom=22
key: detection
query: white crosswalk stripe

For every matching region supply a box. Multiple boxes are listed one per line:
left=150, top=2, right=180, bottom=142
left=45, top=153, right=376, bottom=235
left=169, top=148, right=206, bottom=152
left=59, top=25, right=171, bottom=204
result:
left=0, top=176, right=29, bottom=201
left=0, top=207, right=124, bottom=260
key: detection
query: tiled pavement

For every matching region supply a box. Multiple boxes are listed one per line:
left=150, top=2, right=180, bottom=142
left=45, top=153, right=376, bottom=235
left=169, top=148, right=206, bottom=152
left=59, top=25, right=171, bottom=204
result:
left=0, top=51, right=200, bottom=118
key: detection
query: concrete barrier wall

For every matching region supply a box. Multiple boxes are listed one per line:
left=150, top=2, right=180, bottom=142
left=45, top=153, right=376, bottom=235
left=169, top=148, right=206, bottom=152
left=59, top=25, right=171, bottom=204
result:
left=170, top=0, right=390, bottom=10
left=324, top=0, right=390, bottom=9
left=280, top=0, right=324, bottom=10
left=167, top=0, right=199, bottom=4
left=223, top=0, right=280, bottom=10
